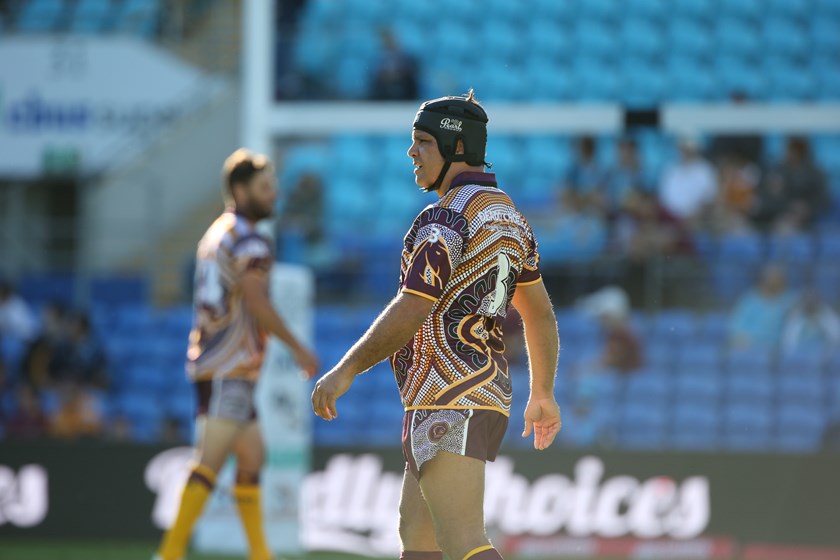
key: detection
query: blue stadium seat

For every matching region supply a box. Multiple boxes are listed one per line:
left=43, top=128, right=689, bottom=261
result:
left=577, top=0, right=619, bottom=22
left=573, top=58, right=619, bottom=101
left=70, top=0, right=113, bottom=33
left=631, top=0, right=668, bottom=21
left=671, top=403, right=719, bottom=451
left=113, top=0, right=161, bottom=36
left=723, top=402, right=773, bottom=451
left=715, top=56, right=768, bottom=100
left=668, top=20, right=714, bottom=58
left=619, top=402, right=668, bottom=450
left=650, top=310, right=696, bottom=342
left=526, top=20, right=573, bottom=58
left=574, top=21, right=616, bottom=60
left=811, top=17, right=840, bottom=57
left=719, top=0, right=764, bottom=20
left=90, top=276, right=149, bottom=306
left=675, top=343, right=723, bottom=371
left=816, top=226, right=840, bottom=258
left=527, top=57, right=575, bottom=101
left=813, top=262, right=840, bottom=305
left=621, top=17, right=665, bottom=58
left=726, top=348, right=774, bottom=375
left=778, top=350, right=826, bottom=376
left=620, top=59, right=668, bottom=106
left=777, top=375, right=824, bottom=406
left=765, top=58, right=817, bottom=101
left=777, top=404, right=826, bottom=453
left=715, top=19, right=761, bottom=60
left=725, top=372, right=774, bottom=404
left=645, top=340, right=676, bottom=370
left=767, top=0, right=811, bottom=20
left=624, top=369, right=672, bottom=402
left=767, top=233, right=816, bottom=262
left=695, top=312, right=729, bottom=344
left=16, top=0, right=66, bottom=32
left=675, top=370, right=721, bottom=404
left=762, top=19, right=809, bottom=60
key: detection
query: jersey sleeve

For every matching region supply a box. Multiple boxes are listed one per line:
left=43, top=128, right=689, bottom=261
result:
left=517, top=234, right=542, bottom=286
left=402, top=208, right=469, bottom=302
left=231, top=234, right=274, bottom=277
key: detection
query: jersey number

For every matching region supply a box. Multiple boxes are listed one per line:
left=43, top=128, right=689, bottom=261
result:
left=195, top=260, right=226, bottom=314
left=488, top=253, right=513, bottom=316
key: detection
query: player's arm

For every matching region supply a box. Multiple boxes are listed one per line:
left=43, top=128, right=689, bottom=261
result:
left=310, top=291, right=434, bottom=421
left=511, top=279, right=561, bottom=450
left=240, top=269, right=318, bottom=377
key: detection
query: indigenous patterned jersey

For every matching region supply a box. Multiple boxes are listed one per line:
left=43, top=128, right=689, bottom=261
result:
left=186, top=210, right=274, bottom=382
left=391, top=172, right=542, bottom=416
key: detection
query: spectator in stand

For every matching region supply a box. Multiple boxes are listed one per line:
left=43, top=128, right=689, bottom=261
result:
left=48, top=382, right=103, bottom=440
left=54, top=313, right=109, bottom=390
left=369, top=29, right=418, bottom=100
left=576, top=286, right=643, bottom=375
left=614, top=188, right=694, bottom=261
left=605, top=137, right=648, bottom=213
left=714, top=152, right=761, bottom=233
left=564, top=135, right=608, bottom=213
left=0, top=279, right=37, bottom=343
left=5, top=384, right=48, bottom=439
left=728, top=264, right=797, bottom=349
left=658, top=136, right=718, bottom=227
left=751, top=137, right=828, bottom=232
left=708, top=91, right=764, bottom=167
left=21, top=302, right=70, bottom=391
left=781, top=291, right=840, bottom=355
left=278, top=172, right=325, bottom=262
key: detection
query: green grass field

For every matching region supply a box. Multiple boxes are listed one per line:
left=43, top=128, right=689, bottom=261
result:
left=0, top=540, right=587, bottom=560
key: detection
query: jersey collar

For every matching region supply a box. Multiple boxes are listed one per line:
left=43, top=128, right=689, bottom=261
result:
left=449, top=171, right=498, bottom=190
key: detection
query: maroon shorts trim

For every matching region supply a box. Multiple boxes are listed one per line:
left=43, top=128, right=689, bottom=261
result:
left=402, top=408, right=508, bottom=479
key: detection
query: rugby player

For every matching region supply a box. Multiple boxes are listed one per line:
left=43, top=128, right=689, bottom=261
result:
left=155, top=149, right=319, bottom=560
left=311, top=91, right=561, bottom=560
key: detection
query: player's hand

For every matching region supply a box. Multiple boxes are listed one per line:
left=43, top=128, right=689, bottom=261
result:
left=522, top=397, right=562, bottom=450
left=311, top=368, right=354, bottom=421
left=292, top=345, right=319, bottom=379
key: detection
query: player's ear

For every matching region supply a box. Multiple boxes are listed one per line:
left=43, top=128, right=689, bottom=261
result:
left=455, top=139, right=465, bottom=155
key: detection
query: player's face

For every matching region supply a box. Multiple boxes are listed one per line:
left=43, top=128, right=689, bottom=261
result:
left=240, top=170, right=277, bottom=220
left=407, top=130, right=444, bottom=190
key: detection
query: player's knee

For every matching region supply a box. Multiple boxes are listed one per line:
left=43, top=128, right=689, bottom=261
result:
left=235, top=469, right=260, bottom=485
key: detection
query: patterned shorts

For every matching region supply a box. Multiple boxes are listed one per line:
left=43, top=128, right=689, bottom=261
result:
left=195, top=378, right=258, bottom=423
left=402, top=408, right=509, bottom=479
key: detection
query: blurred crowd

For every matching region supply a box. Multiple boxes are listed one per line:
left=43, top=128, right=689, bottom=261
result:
left=0, top=280, right=184, bottom=444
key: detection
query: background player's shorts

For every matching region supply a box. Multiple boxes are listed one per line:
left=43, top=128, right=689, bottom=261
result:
left=194, top=378, right=258, bottom=423
left=402, top=408, right=508, bottom=479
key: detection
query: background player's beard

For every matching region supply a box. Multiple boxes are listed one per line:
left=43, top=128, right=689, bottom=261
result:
left=238, top=198, right=273, bottom=222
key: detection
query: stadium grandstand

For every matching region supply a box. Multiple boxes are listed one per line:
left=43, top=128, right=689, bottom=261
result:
left=1, top=1, right=840, bottom=559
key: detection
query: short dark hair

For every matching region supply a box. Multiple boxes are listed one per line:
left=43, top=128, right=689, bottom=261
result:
left=222, top=149, right=273, bottom=201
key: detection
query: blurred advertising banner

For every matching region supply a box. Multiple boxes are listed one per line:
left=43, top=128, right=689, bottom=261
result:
left=0, top=37, right=221, bottom=177
left=3, top=446, right=840, bottom=559
left=193, top=263, right=314, bottom=556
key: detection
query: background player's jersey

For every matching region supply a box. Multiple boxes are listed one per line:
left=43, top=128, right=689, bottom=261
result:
left=186, top=210, right=273, bottom=382
left=391, top=172, right=542, bottom=416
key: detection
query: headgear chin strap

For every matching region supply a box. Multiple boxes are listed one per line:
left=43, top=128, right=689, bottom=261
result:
left=413, top=94, right=489, bottom=192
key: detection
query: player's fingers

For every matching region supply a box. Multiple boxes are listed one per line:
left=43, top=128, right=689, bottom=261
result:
left=522, top=418, right=533, bottom=438
left=327, top=398, right=338, bottom=420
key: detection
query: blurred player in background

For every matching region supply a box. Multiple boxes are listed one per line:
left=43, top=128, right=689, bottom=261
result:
left=311, top=91, right=561, bottom=560
left=155, top=149, right=318, bottom=560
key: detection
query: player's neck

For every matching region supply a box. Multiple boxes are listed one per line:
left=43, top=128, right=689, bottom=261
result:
left=436, top=165, right=484, bottom=198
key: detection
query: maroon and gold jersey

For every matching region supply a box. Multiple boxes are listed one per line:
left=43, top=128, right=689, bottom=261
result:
left=390, top=172, right=542, bottom=416
left=186, top=210, right=274, bottom=382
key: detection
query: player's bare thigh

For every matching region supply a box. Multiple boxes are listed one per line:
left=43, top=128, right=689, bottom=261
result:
left=418, top=451, right=490, bottom=559
left=398, top=468, right=439, bottom=552
left=232, top=420, right=265, bottom=477
left=193, top=414, right=243, bottom=473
